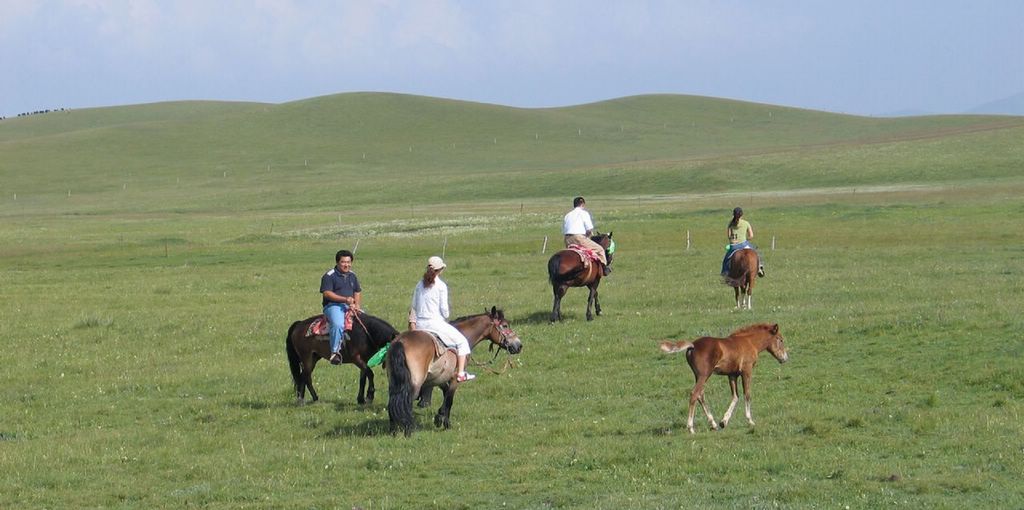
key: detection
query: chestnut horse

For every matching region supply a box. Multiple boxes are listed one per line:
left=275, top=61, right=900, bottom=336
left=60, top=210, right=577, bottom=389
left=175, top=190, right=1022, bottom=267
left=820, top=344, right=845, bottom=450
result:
left=659, top=323, right=788, bottom=434
left=387, top=307, right=523, bottom=436
left=285, top=311, right=399, bottom=405
left=548, top=233, right=613, bottom=322
left=724, top=248, right=758, bottom=309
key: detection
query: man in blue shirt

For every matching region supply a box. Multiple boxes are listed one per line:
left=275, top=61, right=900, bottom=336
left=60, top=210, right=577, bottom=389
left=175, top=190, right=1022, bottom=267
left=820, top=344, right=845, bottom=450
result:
left=320, top=250, right=362, bottom=364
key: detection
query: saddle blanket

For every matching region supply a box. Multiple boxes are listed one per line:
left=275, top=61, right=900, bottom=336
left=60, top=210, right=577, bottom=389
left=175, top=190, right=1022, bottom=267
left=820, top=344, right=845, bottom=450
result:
left=568, top=244, right=602, bottom=267
left=305, top=311, right=354, bottom=338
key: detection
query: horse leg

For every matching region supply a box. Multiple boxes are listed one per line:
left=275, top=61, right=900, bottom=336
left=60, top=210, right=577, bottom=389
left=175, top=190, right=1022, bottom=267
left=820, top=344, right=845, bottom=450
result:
left=303, top=357, right=319, bottom=403
left=593, top=282, right=602, bottom=317
left=585, top=284, right=596, bottom=321
left=720, top=376, right=740, bottom=429
left=354, top=360, right=372, bottom=404
left=741, top=371, right=755, bottom=427
left=551, top=283, right=567, bottom=322
left=734, top=286, right=742, bottom=309
left=417, top=386, right=433, bottom=408
left=365, top=367, right=375, bottom=403
left=697, top=390, right=719, bottom=431
left=434, top=383, right=456, bottom=429
left=687, top=375, right=712, bottom=433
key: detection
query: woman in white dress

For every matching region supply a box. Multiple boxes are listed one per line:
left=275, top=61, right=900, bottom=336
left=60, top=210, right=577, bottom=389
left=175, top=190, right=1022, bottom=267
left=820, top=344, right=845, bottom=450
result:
left=407, top=256, right=475, bottom=382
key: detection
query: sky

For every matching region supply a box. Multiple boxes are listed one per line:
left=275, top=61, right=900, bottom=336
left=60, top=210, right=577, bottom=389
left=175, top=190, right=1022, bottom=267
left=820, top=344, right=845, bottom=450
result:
left=2, top=0, right=1022, bottom=118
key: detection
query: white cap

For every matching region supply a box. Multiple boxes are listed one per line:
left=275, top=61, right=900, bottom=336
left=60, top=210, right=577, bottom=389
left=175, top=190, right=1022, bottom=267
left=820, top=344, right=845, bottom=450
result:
left=427, top=256, right=446, bottom=271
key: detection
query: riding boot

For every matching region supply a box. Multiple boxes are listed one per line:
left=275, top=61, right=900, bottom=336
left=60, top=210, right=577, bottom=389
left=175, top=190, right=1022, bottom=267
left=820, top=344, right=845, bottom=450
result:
left=602, top=265, right=612, bottom=276
left=757, top=265, right=766, bottom=277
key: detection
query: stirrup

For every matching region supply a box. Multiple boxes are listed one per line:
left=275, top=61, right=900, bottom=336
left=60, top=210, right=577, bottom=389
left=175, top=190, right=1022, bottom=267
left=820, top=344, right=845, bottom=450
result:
left=456, top=372, right=476, bottom=382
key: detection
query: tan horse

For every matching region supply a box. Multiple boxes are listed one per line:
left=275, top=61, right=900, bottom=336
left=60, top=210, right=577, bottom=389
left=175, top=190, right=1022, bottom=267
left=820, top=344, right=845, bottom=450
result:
left=659, top=323, right=788, bottom=434
left=724, top=248, right=758, bottom=309
left=386, top=307, right=523, bottom=436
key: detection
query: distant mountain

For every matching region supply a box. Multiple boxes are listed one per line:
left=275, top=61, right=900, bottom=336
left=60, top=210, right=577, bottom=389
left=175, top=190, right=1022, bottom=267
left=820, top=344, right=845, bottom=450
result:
left=966, top=91, right=1024, bottom=116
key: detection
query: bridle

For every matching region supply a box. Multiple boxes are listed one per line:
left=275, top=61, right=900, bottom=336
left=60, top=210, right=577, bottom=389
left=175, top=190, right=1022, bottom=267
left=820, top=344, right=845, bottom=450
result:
left=469, top=317, right=520, bottom=374
left=488, top=317, right=516, bottom=353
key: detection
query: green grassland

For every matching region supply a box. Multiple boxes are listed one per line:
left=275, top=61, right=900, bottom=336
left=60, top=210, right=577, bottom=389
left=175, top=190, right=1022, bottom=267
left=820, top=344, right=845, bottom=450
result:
left=1, top=94, right=1023, bottom=508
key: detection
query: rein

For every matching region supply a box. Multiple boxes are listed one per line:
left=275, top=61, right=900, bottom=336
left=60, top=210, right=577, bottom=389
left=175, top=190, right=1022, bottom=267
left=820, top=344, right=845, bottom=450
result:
left=351, top=310, right=371, bottom=337
left=469, top=319, right=519, bottom=374
left=471, top=354, right=518, bottom=375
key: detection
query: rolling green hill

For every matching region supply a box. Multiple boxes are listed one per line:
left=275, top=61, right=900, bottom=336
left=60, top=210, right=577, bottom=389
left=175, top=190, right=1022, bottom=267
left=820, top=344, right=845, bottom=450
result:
left=2, top=94, right=1023, bottom=508
left=1, top=93, right=1022, bottom=216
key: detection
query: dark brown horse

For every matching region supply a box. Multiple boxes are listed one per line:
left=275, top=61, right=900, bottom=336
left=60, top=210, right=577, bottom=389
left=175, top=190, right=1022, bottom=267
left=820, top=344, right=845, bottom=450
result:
left=548, top=233, right=613, bottom=322
left=387, top=307, right=523, bottom=436
left=286, top=311, right=399, bottom=405
left=724, top=248, right=758, bottom=309
left=659, top=323, right=788, bottom=434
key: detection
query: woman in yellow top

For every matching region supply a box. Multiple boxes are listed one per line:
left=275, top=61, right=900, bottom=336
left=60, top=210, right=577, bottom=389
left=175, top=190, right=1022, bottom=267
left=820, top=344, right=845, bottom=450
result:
left=721, top=207, right=765, bottom=276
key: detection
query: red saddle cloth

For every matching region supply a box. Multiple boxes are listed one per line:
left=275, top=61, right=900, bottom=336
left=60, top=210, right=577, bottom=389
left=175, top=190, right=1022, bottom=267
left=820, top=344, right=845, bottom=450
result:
left=568, top=244, right=602, bottom=267
left=305, top=311, right=354, bottom=338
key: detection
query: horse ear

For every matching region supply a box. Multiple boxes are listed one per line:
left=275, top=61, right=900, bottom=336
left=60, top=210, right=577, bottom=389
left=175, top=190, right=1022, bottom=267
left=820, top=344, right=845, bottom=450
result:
left=490, top=305, right=497, bottom=316
left=608, top=231, right=613, bottom=238
left=770, top=323, right=779, bottom=335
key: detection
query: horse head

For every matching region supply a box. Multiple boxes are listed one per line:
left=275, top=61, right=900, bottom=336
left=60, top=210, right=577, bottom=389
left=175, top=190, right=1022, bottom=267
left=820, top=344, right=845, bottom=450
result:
left=484, top=306, right=522, bottom=354
left=765, top=323, right=788, bottom=364
left=591, top=231, right=614, bottom=267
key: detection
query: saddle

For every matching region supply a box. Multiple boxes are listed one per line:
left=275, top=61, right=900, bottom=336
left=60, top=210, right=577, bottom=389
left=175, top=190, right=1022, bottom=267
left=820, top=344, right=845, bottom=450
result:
left=426, top=334, right=458, bottom=380
left=304, top=311, right=354, bottom=338
left=567, top=244, right=603, bottom=269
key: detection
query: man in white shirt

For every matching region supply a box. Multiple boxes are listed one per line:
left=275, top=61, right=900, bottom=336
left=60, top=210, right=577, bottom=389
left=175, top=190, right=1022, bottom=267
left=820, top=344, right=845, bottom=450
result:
left=562, top=196, right=610, bottom=274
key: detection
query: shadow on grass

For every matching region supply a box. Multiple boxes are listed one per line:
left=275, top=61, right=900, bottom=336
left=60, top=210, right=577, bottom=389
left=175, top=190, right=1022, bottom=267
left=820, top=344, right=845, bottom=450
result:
left=230, top=397, right=379, bottom=411
left=233, top=398, right=292, bottom=410
left=322, top=418, right=394, bottom=438
left=518, top=309, right=588, bottom=324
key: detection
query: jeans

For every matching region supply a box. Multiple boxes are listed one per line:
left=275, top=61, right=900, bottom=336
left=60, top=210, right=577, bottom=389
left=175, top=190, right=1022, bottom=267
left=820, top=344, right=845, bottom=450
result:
left=324, top=303, right=349, bottom=353
left=721, top=241, right=760, bottom=274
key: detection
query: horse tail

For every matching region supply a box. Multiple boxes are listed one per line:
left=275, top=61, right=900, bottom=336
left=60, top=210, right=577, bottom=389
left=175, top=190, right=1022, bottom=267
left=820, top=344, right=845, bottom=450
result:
left=548, top=252, right=583, bottom=284
left=723, top=250, right=755, bottom=287
left=286, top=321, right=304, bottom=393
left=659, top=340, right=694, bottom=354
left=386, top=341, right=415, bottom=436
left=548, top=253, right=562, bottom=284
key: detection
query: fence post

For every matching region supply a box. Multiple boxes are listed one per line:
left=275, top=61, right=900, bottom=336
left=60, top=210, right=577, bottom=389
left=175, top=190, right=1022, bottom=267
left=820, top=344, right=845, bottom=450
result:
left=542, top=235, right=548, bottom=254
left=686, top=230, right=691, bottom=251
left=442, top=237, right=448, bottom=258
left=771, top=236, right=776, bottom=251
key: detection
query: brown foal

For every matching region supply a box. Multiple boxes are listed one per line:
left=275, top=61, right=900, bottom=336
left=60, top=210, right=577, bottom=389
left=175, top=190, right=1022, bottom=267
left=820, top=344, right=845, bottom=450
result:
left=660, top=323, right=788, bottom=434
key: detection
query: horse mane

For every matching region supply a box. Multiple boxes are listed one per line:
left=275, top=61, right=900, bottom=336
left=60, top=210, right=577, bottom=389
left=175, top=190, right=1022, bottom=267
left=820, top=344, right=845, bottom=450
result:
left=451, top=308, right=504, bottom=323
left=357, top=312, right=399, bottom=338
left=729, top=322, right=774, bottom=338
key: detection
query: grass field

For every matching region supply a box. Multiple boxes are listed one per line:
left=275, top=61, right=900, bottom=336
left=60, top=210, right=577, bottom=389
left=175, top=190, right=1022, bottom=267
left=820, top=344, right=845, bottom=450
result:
left=1, top=94, right=1023, bottom=508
